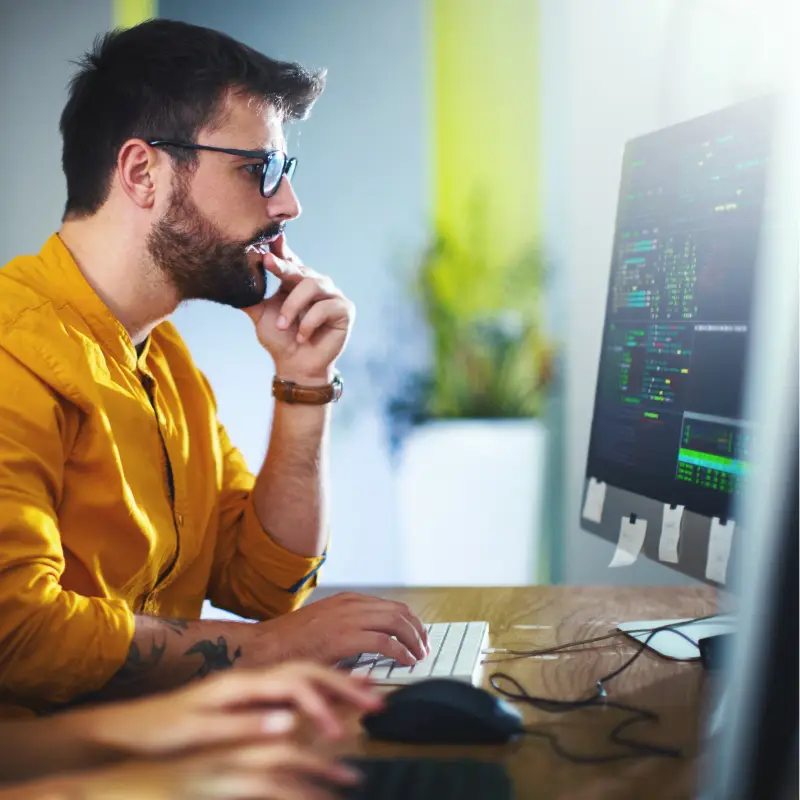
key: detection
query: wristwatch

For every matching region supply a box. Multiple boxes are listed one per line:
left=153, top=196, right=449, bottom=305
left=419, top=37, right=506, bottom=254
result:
left=272, top=372, right=344, bottom=405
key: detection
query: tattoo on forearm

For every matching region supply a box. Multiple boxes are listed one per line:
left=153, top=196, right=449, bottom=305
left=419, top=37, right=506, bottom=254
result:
left=160, top=618, right=190, bottom=636
left=110, top=637, right=168, bottom=689
left=65, top=635, right=168, bottom=707
left=185, top=637, right=242, bottom=677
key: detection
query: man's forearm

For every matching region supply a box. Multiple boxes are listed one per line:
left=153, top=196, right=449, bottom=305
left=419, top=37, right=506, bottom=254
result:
left=0, top=715, right=100, bottom=785
left=252, top=398, right=330, bottom=557
left=0, top=711, right=122, bottom=786
left=70, top=615, right=255, bottom=705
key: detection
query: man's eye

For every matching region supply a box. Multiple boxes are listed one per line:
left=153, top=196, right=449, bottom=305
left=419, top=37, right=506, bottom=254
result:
left=243, top=163, right=262, bottom=178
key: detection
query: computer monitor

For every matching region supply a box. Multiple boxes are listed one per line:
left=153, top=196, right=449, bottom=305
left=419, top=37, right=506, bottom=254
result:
left=580, top=95, right=775, bottom=583
left=579, top=96, right=778, bottom=658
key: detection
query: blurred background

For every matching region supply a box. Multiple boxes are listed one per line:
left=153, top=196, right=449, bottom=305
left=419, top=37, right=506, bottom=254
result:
left=0, top=0, right=786, bottom=590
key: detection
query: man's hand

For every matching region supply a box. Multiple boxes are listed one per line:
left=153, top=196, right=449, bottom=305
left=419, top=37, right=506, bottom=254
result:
left=243, top=234, right=355, bottom=383
left=0, top=663, right=380, bottom=787
left=23, top=744, right=362, bottom=800
left=72, top=662, right=383, bottom=759
left=249, top=593, right=431, bottom=667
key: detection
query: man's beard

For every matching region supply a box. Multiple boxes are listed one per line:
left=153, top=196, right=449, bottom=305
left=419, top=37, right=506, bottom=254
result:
left=147, top=179, right=282, bottom=309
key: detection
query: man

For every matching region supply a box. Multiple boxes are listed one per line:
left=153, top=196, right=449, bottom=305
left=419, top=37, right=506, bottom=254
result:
left=0, top=18, right=427, bottom=715
left=0, top=663, right=380, bottom=799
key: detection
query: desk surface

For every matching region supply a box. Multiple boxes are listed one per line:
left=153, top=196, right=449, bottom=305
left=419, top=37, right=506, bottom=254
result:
left=313, top=585, right=719, bottom=799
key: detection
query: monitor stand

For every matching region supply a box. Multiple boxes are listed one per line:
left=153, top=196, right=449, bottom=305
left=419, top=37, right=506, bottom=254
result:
left=617, top=614, right=736, bottom=660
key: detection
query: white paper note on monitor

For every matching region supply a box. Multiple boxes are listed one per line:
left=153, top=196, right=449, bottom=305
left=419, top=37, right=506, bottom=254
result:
left=609, top=515, right=647, bottom=567
left=659, top=504, right=685, bottom=564
left=582, top=478, right=607, bottom=523
left=706, top=517, right=735, bottom=583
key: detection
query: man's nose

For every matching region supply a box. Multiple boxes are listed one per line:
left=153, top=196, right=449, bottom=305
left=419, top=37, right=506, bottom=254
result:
left=266, top=176, right=302, bottom=221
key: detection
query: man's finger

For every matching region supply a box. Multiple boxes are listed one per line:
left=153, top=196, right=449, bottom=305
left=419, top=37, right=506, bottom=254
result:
left=275, top=680, right=345, bottom=739
left=268, top=232, right=304, bottom=265
left=355, top=610, right=427, bottom=662
left=277, top=277, right=338, bottom=330
left=296, top=299, right=350, bottom=343
left=268, top=232, right=291, bottom=260
left=342, top=595, right=427, bottom=658
left=299, top=665, right=385, bottom=712
left=392, top=600, right=430, bottom=654
left=262, top=252, right=305, bottom=286
left=200, top=666, right=382, bottom=719
left=191, top=708, right=297, bottom=748
left=350, top=632, right=417, bottom=667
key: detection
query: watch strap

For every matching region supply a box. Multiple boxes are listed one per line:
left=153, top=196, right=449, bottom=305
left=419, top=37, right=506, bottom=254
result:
left=272, top=374, right=343, bottom=405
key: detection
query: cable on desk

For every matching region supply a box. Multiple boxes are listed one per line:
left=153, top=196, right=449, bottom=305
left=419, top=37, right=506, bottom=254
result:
left=488, top=614, right=720, bottom=764
left=482, top=631, right=624, bottom=664
left=483, top=613, right=719, bottom=665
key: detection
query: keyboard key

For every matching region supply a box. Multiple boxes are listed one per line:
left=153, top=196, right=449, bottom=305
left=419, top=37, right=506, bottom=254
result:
left=453, top=623, right=489, bottom=679
left=432, top=623, right=468, bottom=676
left=368, top=658, right=396, bottom=680
left=412, top=627, right=448, bottom=677
left=345, top=622, right=489, bottom=686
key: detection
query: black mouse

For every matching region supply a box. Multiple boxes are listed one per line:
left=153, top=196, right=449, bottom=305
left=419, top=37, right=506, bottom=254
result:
left=362, top=678, right=523, bottom=745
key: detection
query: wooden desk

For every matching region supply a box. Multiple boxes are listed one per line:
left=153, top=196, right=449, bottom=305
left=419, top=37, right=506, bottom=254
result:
left=313, top=585, right=718, bottom=799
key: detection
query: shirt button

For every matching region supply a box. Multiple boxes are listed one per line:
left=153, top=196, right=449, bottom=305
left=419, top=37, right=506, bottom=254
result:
left=175, top=513, right=185, bottom=526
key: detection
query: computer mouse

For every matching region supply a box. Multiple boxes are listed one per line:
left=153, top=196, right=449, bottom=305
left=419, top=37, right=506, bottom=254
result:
left=362, top=678, right=524, bottom=745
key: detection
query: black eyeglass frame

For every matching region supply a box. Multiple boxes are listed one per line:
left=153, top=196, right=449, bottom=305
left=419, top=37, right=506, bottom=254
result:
left=147, top=140, right=297, bottom=198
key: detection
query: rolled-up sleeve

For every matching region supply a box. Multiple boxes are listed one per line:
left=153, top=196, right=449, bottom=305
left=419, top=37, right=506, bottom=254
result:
left=0, top=350, right=134, bottom=709
left=206, top=422, right=326, bottom=621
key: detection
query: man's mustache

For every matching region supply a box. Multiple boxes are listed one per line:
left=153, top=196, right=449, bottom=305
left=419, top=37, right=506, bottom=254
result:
left=248, top=225, right=285, bottom=248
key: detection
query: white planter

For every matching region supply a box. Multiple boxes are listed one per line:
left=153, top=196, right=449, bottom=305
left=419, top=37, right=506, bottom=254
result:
left=396, top=419, right=547, bottom=586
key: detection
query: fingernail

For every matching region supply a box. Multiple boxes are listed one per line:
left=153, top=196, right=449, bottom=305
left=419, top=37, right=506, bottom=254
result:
left=277, top=316, right=287, bottom=329
left=296, top=333, right=305, bottom=343
left=261, top=709, right=295, bottom=734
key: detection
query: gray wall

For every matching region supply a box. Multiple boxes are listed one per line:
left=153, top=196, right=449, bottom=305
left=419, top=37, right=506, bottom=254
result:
left=0, top=0, right=111, bottom=263
left=0, top=0, right=429, bottom=585
left=541, top=0, right=784, bottom=585
left=160, top=0, right=431, bottom=584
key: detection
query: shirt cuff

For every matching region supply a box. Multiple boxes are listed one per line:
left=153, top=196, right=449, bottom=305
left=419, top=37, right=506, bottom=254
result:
left=240, top=498, right=327, bottom=596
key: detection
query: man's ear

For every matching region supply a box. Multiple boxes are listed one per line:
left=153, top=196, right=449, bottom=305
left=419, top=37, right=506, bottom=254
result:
left=117, top=139, right=160, bottom=209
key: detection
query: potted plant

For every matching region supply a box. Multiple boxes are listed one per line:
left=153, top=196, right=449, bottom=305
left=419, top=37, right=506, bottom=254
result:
left=382, top=225, right=554, bottom=586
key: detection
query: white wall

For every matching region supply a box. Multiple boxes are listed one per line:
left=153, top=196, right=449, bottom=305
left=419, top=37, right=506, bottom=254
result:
left=542, top=0, right=785, bottom=584
left=161, top=0, right=431, bottom=585
left=0, top=0, right=111, bottom=263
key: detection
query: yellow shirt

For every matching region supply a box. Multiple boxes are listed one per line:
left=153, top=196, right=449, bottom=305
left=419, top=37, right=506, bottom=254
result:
left=0, top=234, right=325, bottom=713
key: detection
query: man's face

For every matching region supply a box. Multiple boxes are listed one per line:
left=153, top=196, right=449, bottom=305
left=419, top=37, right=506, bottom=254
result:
left=147, top=92, right=301, bottom=309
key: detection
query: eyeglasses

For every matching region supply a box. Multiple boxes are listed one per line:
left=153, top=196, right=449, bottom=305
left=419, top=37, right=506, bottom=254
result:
left=147, top=140, right=297, bottom=198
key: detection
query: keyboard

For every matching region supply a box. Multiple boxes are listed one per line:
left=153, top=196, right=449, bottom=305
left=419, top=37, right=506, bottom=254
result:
left=341, top=757, right=513, bottom=799
left=341, top=621, right=489, bottom=685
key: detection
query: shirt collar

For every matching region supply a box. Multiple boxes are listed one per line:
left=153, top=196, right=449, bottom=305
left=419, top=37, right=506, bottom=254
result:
left=42, top=233, right=140, bottom=371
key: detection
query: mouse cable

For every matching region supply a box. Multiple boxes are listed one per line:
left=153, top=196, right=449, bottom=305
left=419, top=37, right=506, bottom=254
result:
left=482, top=612, right=721, bottom=665
left=487, top=615, right=719, bottom=764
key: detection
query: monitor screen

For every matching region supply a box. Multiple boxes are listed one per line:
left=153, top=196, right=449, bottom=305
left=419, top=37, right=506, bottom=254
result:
left=585, top=96, right=774, bottom=521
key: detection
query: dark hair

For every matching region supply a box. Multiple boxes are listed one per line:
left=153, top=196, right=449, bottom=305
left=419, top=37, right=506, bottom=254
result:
left=60, top=18, right=325, bottom=218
